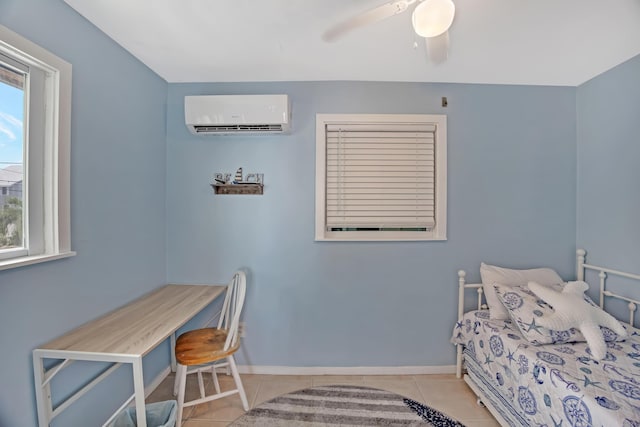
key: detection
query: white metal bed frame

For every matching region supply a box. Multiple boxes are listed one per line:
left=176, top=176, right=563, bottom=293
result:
left=455, top=249, right=640, bottom=426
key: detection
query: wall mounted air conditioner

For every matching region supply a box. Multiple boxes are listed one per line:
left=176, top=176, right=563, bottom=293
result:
left=185, top=94, right=291, bottom=135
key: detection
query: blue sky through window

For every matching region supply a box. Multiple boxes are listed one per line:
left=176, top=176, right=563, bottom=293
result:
left=0, top=81, right=24, bottom=166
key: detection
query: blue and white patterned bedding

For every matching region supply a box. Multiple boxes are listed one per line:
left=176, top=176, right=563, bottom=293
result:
left=452, top=310, right=640, bottom=426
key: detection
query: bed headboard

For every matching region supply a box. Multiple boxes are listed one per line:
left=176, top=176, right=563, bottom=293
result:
left=577, top=249, right=640, bottom=326
left=455, top=249, right=640, bottom=378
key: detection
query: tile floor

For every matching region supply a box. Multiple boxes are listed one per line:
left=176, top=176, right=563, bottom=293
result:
left=147, top=372, right=501, bottom=426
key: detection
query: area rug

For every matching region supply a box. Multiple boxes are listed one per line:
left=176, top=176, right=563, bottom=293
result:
left=229, top=384, right=466, bottom=426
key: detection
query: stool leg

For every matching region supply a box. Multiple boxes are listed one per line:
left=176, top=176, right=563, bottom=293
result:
left=173, top=364, right=183, bottom=397
left=176, top=363, right=187, bottom=427
left=197, top=369, right=205, bottom=399
left=211, top=365, right=221, bottom=394
left=228, top=356, right=249, bottom=411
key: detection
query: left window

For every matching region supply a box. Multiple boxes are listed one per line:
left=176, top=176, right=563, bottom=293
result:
left=0, top=25, right=74, bottom=269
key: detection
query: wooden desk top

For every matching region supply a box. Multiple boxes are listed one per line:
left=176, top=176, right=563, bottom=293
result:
left=38, top=284, right=225, bottom=357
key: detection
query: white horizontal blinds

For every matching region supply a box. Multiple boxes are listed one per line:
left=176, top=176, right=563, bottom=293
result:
left=0, top=52, right=27, bottom=90
left=326, top=122, right=436, bottom=231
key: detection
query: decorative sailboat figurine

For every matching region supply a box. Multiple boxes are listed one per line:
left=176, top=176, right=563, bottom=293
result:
left=233, top=167, right=243, bottom=184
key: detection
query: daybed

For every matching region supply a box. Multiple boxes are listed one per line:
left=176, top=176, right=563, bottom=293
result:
left=452, top=249, right=640, bottom=426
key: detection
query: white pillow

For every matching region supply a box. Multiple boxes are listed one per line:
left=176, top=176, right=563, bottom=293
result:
left=480, top=262, right=563, bottom=320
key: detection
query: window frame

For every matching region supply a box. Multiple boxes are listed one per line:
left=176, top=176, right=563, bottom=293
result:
left=315, top=113, right=447, bottom=242
left=0, top=25, right=74, bottom=269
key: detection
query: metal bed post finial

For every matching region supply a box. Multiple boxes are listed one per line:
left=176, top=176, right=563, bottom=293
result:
left=599, top=270, right=607, bottom=309
left=628, top=302, right=637, bottom=326
left=577, top=249, right=586, bottom=281
left=458, top=270, right=466, bottom=319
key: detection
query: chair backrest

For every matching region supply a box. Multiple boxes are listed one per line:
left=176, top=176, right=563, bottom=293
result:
left=218, top=270, right=247, bottom=351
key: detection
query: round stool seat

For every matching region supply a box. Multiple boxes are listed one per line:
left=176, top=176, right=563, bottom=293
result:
left=175, top=328, right=240, bottom=366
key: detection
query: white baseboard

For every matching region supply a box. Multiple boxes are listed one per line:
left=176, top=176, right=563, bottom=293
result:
left=236, top=365, right=456, bottom=375
left=145, top=366, right=172, bottom=398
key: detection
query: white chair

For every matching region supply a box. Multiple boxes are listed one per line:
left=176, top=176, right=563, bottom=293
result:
left=173, top=271, right=249, bottom=426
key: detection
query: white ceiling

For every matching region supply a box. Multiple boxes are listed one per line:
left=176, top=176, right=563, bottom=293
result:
left=63, top=0, right=640, bottom=86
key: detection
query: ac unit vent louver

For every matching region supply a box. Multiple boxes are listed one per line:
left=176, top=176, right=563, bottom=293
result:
left=194, top=124, right=284, bottom=134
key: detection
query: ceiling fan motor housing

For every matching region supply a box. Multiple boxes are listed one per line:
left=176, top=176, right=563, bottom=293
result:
left=412, top=0, right=456, bottom=38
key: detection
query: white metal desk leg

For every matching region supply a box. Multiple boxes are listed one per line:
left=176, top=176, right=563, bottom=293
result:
left=170, top=332, right=177, bottom=372
left=33, top=351, right=52, bottom=427
left=132, top=358, right=147, bottom=427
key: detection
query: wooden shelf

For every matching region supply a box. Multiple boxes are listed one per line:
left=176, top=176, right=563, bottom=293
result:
left=211, top=183, right=263, bottom=195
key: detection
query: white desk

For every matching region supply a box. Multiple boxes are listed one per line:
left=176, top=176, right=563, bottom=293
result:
left=33, top=284, right=226, bottom=427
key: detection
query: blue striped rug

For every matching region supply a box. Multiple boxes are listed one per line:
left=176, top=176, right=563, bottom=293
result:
left=230, top=384, right=466, bottom=426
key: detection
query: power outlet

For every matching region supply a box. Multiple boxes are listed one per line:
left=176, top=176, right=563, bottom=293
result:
left=238, top=322, right=246, bottom=338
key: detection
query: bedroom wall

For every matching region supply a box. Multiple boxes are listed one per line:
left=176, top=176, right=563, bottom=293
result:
left=166, top=81, right=577, bottom=368
left=0, top=1, right=168, bottom=426
left=576, top=54, right=640, bottom=295
left=1, top=0, right=606, bottom=423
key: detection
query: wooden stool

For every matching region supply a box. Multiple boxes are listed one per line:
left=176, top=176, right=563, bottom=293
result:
left=173, top=271, right=249, bottom=427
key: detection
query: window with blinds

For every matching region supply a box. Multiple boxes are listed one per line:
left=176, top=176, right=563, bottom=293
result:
left=315, top=114, right=447, bottom=241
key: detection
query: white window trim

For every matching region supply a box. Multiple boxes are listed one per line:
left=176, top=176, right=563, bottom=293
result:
left=0, top=25, right=75, bottom=269
left=315, top=113, right=447, bottom=242
left=0, top=252, right=75, bottom=271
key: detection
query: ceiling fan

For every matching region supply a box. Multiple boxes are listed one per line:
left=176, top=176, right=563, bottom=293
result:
left=322, top=0, right=456, bottom=63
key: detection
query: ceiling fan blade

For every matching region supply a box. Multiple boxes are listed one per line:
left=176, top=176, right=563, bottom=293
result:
left=425, top=31, right=449, bottom=63
left=323, top=0, right=417, bottom=42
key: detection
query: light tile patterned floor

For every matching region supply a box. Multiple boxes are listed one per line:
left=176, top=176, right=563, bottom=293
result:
left=147, top=372, right=501, bottom=426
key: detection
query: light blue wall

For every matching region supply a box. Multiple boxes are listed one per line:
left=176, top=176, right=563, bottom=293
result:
left=576, top=54, right=640, bottom=314
left=9, top=0, right=632, bottom=423
left=167, top=82, right=577, bottom=367
left=0, top=1, right=168, bottom=426
left=576, top=54, right=640, bottom=274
